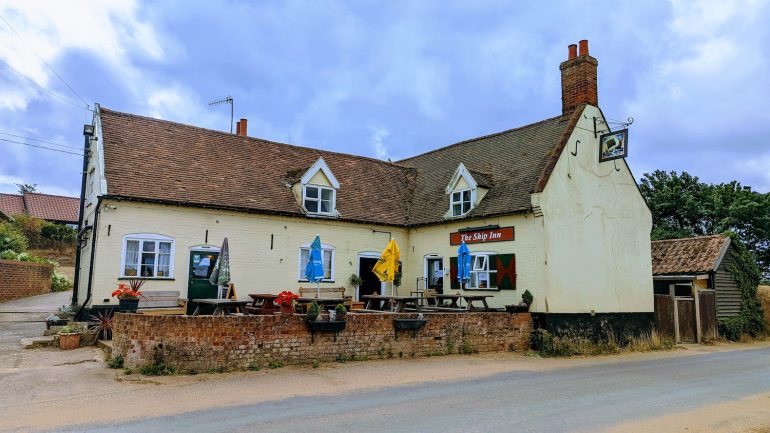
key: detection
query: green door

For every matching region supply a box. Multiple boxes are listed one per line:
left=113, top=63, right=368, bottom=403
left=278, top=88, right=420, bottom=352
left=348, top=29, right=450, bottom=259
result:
left=187, top=250, right=220, bottom=314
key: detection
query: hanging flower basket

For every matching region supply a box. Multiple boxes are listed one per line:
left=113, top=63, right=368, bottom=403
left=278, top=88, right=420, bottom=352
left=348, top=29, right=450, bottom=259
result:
left=393, top=318, right=427, bottom=330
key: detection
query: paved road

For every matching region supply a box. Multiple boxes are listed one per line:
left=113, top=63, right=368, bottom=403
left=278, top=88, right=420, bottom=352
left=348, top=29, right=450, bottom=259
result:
left=58, top=346, right=770, bottom=433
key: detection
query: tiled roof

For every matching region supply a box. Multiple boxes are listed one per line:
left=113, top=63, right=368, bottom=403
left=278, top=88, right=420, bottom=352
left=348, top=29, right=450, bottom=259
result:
left=651, top=234, right=731, bottom=275
left=0, top=193, right=25, bottom=217
left=100, top=108, right=416, bottom=226
left=398, top=114, right=573, bottom=225
left=98, top=106, right=577, bottom=226
left=23, top=193, right=80, bottom=224
left=0, top=192, right=79, bottom=224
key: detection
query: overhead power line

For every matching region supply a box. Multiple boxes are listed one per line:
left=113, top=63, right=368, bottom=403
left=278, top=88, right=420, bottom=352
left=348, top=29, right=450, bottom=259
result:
left=0, top=56, right=88, bottom=110
left=0, top=137, right=83, bottom=156
left=0, top=14, right=89, bottom=108
left=0, top=130, right=81, bottom=150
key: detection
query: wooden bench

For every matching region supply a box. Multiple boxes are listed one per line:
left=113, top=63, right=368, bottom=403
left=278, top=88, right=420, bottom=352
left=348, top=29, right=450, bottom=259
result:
left=137, top=291, right=187, bottom=315
left=298, top=287, right=352, bottom=310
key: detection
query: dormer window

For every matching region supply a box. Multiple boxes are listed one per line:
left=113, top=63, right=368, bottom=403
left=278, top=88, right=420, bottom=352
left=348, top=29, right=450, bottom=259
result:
left=451, top=190, right=472, bottom=216
left=296, top=157, right=341, bottom=217
left=303, top=185, right=335, bottom=215
left=445, top=163, right=483, bottom=219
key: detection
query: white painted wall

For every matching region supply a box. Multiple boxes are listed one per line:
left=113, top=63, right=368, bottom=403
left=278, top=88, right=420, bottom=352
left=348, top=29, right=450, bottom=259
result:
left=534, top=105, right=653, bottom=313
left=83, top=200, right=408, bottom=307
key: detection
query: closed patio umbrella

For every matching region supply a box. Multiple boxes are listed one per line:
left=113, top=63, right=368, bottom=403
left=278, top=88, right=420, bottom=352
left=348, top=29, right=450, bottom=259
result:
left=457, top=241, right=471, bottom=292
left=209, top=237, right=232, bottom=299
left=372, top=238, right=401, bottom=296
left=305, top=234, right=325, bottom=296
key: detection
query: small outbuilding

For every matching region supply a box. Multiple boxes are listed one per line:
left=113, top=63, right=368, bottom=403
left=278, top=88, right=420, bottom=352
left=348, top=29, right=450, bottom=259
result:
left=651, top=234, right=739, bottom=341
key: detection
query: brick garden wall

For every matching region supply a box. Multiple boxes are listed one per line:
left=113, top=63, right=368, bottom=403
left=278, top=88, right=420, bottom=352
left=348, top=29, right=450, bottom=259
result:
left=0, top=260, right=53, bottom=302
left=112, top=312, right=532, bottom=371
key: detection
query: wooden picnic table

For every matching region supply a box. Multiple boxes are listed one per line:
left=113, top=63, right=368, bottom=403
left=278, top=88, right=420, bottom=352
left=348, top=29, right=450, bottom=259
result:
left=362, top=295, right=422, bottom=312
left=246, top=293, right=278, bottom=315
left=191, top=299, right=249, bottom=316
left=297, top=297, right=347, bottom=310
left=434, top=294, right=493, bottom=311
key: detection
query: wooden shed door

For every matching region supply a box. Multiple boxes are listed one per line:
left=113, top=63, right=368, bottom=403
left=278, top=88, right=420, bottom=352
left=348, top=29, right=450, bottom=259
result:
left=676, top=297, right=696, bottom=343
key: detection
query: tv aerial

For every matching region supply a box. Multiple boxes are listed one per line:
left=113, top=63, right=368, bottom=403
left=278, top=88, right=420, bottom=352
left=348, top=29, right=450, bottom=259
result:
left=208, top=95, right=234, bottom=133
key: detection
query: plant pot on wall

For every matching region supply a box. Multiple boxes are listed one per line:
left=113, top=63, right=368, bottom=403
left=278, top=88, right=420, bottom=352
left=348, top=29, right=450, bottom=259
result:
left=279, top=303, right=295, bottom=315
left=118, top=298, right=139, bottom=313
left=59, top=333, right=81, bottom=350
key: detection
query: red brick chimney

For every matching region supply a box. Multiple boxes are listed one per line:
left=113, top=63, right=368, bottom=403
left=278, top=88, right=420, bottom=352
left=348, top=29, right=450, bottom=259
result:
left=237, top=118, right=248, bottom=136
left=560, top=39, right=598, bottom=115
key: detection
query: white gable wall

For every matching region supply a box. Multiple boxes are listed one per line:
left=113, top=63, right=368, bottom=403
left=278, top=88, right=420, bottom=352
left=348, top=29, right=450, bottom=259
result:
left=534, top=105, right=653, bottom=313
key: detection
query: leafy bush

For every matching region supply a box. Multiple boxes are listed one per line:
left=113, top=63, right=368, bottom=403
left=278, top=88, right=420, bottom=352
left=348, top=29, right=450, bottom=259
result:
left=139, top=364, right=176, bottom=376
left=306, top=301, right=320, bottom=321
left=51, top=270, right=73, bottom=292
left=335, top=303, right=347, bottom=321
left=41, top=222, right=76, bottom=244
left=522, top=290, right=533, bottom=306
left=0, top=249, right=18, bottom=260
left=718, top=232, right=766, bottom=341
left=0, top=223, right=28, bottom=253
left=58, top=323, right=84, bottom=334
left=8, top=214, right=42, bottom=247
left=107, top=356, right=124, bottom=369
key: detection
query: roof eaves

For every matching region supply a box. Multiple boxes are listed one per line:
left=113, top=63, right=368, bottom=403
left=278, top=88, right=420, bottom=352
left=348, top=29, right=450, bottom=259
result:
left=532, top=105, right=585, bottom=193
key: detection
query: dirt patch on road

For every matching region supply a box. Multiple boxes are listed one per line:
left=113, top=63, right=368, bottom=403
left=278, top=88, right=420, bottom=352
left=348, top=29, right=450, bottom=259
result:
left=604, top=392, right=770, bottom=433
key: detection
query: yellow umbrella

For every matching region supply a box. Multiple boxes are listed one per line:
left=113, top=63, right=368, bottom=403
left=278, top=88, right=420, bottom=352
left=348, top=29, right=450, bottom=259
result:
left=372, top=238, right=400, bottom=295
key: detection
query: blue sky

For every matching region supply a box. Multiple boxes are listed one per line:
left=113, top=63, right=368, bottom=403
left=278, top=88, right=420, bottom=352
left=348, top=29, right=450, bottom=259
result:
left=1, top=0, right=769, bottom=197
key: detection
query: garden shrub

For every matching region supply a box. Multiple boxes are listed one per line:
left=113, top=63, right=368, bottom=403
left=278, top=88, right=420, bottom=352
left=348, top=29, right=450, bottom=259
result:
left=718, top=232, right=765, bottom=341
left=0, top=223, right=28, bottom=253
left=51, top=270, right=73, bottom=292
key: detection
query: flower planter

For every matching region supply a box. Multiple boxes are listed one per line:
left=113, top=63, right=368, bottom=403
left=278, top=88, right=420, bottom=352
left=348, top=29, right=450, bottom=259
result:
left=279, top=304, right=295, bottom=315
left=118, top=298, right=140, bottom=313
left=505, top=304, right=529, bottom=313
left=59, top=333, right=81, bottom=350
left=307, top=320, right=347, bottom=332
left=393, top=318, right=427, bottom=330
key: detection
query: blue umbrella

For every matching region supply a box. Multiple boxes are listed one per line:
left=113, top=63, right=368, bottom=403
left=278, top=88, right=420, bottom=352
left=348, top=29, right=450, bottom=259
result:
left=457, top=241, right=471, bottom=291
left=305, top=234, right=325, bottom=296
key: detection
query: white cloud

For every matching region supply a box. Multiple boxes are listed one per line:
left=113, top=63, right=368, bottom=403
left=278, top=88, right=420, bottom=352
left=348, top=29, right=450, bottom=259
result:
left=370, top=125, right=391, bottom=160
left=0, top=0, right=165, bottom=110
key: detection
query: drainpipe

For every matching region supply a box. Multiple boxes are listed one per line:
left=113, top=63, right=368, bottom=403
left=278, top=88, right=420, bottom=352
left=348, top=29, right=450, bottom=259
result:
left=72, top=125, right=94, bottom=305
left=75, top=196, right=102, bottom=320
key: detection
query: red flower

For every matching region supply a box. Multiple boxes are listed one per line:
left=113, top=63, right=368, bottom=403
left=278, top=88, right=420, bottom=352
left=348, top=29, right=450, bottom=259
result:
left=275, top=291, right=299, bottom=306
left=112, top=283, right=143, bottom=300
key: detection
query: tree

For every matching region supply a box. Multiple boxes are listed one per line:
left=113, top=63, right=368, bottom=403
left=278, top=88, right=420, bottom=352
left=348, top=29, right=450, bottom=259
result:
left=640, top=170, right=770, bottom=278
left=15, top=183, right=37, bottom=194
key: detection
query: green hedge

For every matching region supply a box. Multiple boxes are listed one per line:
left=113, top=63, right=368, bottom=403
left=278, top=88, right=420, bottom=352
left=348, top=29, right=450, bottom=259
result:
left=718, top=232, right=765, bottom=341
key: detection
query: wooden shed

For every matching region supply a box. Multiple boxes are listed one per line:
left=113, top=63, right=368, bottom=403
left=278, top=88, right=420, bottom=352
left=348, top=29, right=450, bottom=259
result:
left=650, top=234, right=739, bottom=342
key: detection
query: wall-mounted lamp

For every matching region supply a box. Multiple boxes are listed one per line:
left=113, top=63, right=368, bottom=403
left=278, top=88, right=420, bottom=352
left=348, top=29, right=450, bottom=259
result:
left=83, top=124, right=95, bottom=137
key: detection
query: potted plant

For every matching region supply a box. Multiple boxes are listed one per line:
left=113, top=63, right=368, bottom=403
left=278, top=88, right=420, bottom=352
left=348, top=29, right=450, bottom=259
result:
left=307, top=303, right=347, bottom=333
left=306, top=300, right=320, bottom=322
left=58, top=323, right=84, bottom=350
left=349, top=274, right=363, bottom=288
left=275, top=291, right=299, bottom=315
left=506, top=290, right=533, bottom=313
left=112, top=280, right=144, bottom=313
left=89, top=310, right=114, bottom=340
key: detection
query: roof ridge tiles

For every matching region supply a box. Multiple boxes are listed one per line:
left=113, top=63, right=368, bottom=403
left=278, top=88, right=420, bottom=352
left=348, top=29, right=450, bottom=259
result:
left=99, top=107, right=414, bottom=171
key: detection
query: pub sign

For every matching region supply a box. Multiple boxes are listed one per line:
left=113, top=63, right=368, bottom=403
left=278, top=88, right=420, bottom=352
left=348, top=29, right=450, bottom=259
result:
left=450, top=226, right=514, bottom=245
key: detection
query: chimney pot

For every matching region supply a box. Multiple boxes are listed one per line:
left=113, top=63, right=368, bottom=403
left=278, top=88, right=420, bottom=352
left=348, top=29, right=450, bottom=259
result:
left=560, top=39, right=598, bottom=115
left=568, top=44, right=577, bottom=60
left=235, top=120, right=241, bottom=135
left=578, top=39, right=589, bottom=56
left=239, top=118, right=248, bottom=136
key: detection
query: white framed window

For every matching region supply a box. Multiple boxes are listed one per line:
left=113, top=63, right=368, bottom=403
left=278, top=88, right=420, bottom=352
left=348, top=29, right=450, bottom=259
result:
left=303, top=185, right=336, bottom=215
left=451, top=189, right=472, bottom=216
left=298, top=243, right=335, bottom=281
left=121, top=234, right=175, bottom=278
left=469, top=253, right=496, bottom=289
